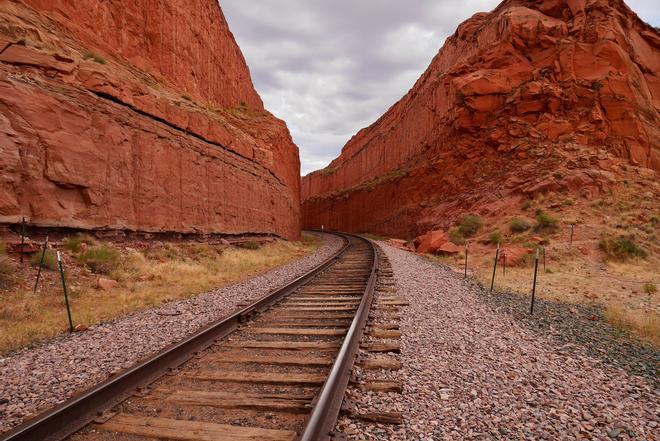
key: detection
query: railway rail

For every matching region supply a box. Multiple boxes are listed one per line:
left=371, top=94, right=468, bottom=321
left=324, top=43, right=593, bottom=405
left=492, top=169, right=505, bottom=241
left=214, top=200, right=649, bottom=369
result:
left=1, top=232, right=378, bottom=441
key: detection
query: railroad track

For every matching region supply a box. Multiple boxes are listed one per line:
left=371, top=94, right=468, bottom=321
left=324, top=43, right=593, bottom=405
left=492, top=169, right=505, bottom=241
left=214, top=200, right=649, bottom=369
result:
left=1, top=233, right=378, bottom=441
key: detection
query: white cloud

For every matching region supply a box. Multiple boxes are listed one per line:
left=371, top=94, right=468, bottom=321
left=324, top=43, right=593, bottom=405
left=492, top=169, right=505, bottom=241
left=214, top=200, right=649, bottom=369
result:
left=221, top=0, right=660, bottom=175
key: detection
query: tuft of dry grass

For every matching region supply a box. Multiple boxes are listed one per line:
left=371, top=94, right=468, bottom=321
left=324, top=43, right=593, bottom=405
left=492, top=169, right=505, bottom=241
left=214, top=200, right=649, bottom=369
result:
left=0, top=241, right=15, bottom=288
left=0, top=234, right=321, bottom=355
left=604, top=304, right=660, bottom=347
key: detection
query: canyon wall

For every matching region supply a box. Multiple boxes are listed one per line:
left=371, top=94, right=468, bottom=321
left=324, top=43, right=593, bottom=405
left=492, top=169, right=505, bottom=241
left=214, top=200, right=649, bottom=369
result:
left=301, top=0, right=659, bottom=238
left=0, top=0, right=300, bottom=239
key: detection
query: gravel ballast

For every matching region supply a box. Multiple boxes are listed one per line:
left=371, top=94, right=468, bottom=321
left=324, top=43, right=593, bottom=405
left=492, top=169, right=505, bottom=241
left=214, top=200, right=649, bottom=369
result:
left=0, top=233, right=342, bottom=433
left=379, top=243, right=658, bottom=440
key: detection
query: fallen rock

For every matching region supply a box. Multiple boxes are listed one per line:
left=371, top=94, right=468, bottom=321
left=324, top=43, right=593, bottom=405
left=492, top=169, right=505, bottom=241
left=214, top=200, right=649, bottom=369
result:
left=96, top=278, right=118, bottom=291
left=435, top=242, right=462, bottom=256
left=415, top=230, right=450, bottom=254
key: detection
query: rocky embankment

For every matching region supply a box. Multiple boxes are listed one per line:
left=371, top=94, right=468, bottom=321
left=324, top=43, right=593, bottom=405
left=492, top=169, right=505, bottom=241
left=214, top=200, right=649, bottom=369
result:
left=0, top=0, right=300, bottom=239
left=302, top=0, right=659, bottom=238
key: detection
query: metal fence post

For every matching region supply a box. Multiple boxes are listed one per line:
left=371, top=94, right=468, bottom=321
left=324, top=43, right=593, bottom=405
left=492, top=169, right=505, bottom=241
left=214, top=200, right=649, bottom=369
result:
left=490, top=244, right=499, bottom=292
left=57, top=251, right=74, bottom=333
left=33, top=235, right=49, bottom=294
left=530, top=248, right=539, bottom=315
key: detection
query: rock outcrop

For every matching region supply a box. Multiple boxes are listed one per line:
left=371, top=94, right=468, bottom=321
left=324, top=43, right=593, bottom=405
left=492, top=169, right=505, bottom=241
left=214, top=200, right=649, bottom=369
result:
left=302, top=0, right=659, bottom=238
left=0, top=0, right=300, bottom=239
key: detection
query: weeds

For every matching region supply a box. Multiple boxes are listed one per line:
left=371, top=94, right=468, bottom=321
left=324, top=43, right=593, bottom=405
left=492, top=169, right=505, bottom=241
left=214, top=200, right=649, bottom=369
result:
left=83, top=51, right=106, bottom=64
left=489, top=231, right=502, bottom=245
left=239, top=241, right=260, bottom=250
left=643, top=283, right=657, bottom=294
left=31, top=248, right=57, bottom=270
left=448, top=227, right=466, bottom=245
left=62, top=234, right=98, bottom=253
left=522, top=200, right=532, bottom=211
left=604, top=304, right=659, bottom=347
left=78, top=245, right=120, bottom=274
left=598, top=235, right=647, bottom=261
left=458, top=215, right=483, bottom=237
left=0, top=242, right=14, bottom=287
left=510, top=218, right=531, bottom=233
left=535, top=210, right=558, bottom=232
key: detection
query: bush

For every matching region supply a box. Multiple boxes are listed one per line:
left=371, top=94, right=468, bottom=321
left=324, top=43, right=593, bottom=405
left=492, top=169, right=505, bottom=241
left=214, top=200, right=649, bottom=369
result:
left=31, top=248, right=58, bottom=270
left=535, top=211, right=558, bottom=232
left=489, top=231, right=502, bottom=245
left=458, top=215, right=483, bottom=237
left=78, top=245, right=120, bottom=274
left=598, top=235, right=647, bottom=261
left=448, top=228, right=466, bottom=245
left=509, top=218, right=531, bottom=233
left=62, top=234, right=98, bottom=253
left=643, top=283, right=657, bottom=294
left=522, top=200, right=532, bottom=211
left=239, top=241, right=260, bottom=250
left=83, top=51, right=106, bottom=64
left=0, top=242, right=14, bottom=286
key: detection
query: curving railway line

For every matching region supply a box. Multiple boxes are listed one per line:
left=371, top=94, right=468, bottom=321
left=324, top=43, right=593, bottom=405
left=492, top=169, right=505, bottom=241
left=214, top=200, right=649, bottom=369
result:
left=1, top=233, right=379, bottom=441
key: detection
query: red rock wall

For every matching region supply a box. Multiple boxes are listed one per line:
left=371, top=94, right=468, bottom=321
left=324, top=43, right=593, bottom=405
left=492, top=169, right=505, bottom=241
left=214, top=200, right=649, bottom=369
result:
left=0, top=0, right=300, bottom=239
left=302, top=0, right=659, bottom=237
left=22, top=0, right=264, bottom=110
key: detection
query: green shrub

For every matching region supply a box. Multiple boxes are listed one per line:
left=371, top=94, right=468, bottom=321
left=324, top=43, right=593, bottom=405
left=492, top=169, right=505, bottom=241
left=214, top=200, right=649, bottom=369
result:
left=535, top=211, right=558, bottom=232
left=509, top=218, right=531, bottom=233
left=489, top=230, right=502, bottom=245
left=448, top=228, right=466, bottom=245
left=0, top=242, right=14, bottom=286
left=78, top=245, right=120, bottom=274
left=239, top=241, right=260, bottom=250
left=458, top=215, right=483, bottom=237
left=62, top=234, right=98, bottom=253
left=598, top=235, right=647, bottom=261
left=31, top=248, right=58, bottom=270
left=83, top=51, right=106, bottom=64
left=643, top=283, right=657, bottom=294
left=522, top=200, right=532, bottom=211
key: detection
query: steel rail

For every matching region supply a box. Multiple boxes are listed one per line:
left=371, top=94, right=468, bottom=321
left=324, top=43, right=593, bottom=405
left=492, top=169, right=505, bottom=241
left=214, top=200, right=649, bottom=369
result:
left=0, top=232, right=350, bottom=441
left=299, top=235, right=379, bottom=441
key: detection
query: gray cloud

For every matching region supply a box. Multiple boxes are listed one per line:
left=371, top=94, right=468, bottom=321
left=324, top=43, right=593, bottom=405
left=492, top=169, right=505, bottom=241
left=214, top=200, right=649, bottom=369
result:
left=221, top=0, right=660, bottom=175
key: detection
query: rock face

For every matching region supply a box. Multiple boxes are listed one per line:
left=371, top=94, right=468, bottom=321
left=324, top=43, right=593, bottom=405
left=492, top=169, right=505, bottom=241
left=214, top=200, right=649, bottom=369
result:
left=302, top=0, right=659, bottom=238
left=0, top=0, right=300, bottom=239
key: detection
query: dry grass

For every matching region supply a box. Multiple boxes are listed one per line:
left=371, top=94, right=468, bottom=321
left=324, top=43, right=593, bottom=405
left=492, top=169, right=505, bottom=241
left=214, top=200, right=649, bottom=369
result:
left=0, top=234, right=321, bottom=355
left=604, top=304, right=660, bottom=347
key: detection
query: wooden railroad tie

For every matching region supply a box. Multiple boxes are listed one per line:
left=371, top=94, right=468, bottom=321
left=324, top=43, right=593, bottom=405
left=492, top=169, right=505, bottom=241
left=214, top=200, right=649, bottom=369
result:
left=99, top=414, right=296, bottom=441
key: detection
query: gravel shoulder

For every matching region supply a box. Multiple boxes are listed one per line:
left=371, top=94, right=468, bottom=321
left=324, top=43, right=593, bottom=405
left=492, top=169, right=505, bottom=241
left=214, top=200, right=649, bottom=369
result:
left=0, top=233, right=343, bottom=433
left=379, top=242, right=659, bottom=440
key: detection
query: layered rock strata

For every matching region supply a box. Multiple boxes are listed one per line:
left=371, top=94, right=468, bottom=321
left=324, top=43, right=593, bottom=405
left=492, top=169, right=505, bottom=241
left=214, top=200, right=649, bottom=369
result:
left=0, top=0, right=300, bottom=239
left=302, top=0, right=659, bottom=238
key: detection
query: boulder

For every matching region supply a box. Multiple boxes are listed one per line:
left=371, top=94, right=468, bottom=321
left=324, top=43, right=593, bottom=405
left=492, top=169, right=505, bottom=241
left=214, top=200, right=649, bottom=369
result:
left=415, top=230, right=450, bottom=254
left=96, top=277, right=118, bottom=291
left=435, top=242, right=462, bottom=255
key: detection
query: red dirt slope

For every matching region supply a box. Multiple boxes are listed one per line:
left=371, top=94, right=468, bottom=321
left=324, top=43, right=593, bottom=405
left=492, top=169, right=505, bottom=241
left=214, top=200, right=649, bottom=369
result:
left=0, top=0, right=300, bottom=239
left=301, top=0, right=659, bottom=238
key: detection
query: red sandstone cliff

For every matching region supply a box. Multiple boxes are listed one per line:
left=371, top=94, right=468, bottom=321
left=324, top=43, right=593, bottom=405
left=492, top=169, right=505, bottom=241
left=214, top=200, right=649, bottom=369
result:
left=301, top=0, right=659, bottom=238
left=0, top=0, right=300, bottom=239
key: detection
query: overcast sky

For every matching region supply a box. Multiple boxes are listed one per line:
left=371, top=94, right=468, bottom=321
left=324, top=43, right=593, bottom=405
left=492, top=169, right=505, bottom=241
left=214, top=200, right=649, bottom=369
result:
left=221, top=1, right=660, bottom=175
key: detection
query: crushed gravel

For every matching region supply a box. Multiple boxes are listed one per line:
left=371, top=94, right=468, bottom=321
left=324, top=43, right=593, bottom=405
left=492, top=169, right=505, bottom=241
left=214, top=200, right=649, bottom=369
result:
left=378, top=243, right=659, bottom=440
left=0, top=233, right=342, bottom=434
